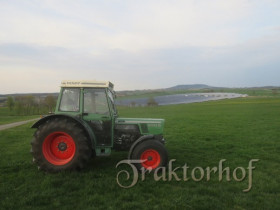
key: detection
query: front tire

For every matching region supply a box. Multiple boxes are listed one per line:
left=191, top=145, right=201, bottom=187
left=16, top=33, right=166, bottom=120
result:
left=131, top=140, right=168, bottom=170
left=31, top=118, right=92, bottom=172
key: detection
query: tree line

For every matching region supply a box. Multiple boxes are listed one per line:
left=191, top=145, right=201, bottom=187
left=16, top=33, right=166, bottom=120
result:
left=6, top=95, right=57, bottom=115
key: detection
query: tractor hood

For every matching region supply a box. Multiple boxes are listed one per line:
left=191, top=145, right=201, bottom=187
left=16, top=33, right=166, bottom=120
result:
left=115, top=118, right=165, bottom=135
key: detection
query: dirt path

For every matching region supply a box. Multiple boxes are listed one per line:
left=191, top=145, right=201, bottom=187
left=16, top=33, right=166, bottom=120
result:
left=0, top=118, right=39, bottom=131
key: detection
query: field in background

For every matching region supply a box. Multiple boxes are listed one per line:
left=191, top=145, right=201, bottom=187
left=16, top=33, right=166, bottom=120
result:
left=0, top=97, right=279, bottom=209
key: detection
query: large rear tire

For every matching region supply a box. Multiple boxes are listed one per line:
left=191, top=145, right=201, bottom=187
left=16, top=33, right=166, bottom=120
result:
left=31, top=118, right=92, bottom=172
left=131, top=140, right=168, bottom=170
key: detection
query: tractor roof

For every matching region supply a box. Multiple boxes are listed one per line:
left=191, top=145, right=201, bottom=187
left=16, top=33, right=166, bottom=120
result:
left=61, top=80, right=114, bottom=89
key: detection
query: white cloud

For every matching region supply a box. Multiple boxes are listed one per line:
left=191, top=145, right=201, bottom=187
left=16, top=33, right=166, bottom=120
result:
left=0, top=0, right=280, bottom=93
left=0, top=0, right=259, bottom=51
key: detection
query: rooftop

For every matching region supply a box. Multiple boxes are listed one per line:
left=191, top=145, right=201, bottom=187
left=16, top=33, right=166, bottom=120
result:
left=61, top=80, right=114, bottom=89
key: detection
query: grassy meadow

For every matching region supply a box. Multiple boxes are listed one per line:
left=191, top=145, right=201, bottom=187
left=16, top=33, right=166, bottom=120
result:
left=0, top=97, right=279, bottom=209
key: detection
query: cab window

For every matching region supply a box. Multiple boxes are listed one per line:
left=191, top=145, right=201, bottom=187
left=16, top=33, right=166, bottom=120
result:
left=84, top=89, right=109, bottom=115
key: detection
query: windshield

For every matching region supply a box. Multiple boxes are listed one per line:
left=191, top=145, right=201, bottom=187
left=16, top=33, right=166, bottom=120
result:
left=59, top=88, right=80, bottom=112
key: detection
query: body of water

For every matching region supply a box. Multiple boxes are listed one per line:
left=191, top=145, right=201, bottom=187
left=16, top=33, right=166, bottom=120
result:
left=116, top=93, right=247, bottom=106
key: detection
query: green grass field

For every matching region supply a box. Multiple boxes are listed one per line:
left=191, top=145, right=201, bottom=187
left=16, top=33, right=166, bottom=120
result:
left=0, top=97, right=279, bottom=209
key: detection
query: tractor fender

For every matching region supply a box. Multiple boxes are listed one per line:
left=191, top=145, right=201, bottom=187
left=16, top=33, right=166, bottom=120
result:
left=128, top=134, right=154, bottom=159
left=31, top=114, right=96, bottom=149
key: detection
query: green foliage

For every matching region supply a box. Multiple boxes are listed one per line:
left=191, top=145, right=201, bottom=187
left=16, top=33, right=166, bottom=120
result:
left=0, top=97, right=279, bottom=209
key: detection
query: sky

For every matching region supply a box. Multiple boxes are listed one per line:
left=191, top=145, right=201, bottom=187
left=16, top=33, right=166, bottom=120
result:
left=0, top=0, right=280, bottom=94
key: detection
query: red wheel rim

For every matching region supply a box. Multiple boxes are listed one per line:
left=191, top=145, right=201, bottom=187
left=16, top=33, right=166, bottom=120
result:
left=140, top=149, right=161, bottom=169
left=42, top=132, right=76, bottom=165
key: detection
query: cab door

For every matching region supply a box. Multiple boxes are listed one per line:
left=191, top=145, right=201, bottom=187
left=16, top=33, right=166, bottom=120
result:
left=82, top=88, right=113, bottom=146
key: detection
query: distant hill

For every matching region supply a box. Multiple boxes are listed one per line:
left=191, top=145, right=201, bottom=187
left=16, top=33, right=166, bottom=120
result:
left=166, top=84, right=222, bottom=90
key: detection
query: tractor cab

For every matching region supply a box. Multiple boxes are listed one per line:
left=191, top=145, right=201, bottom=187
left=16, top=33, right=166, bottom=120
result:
left=56, top=81, right=117, bottom=148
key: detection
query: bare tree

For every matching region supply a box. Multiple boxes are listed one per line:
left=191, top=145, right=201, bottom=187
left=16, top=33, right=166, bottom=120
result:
left=7, top=96, right=15, bottom=112
left=130, top=101, right=136, bottom=107
left=14, top=95, right=35, bottom=115
left=23, top=95, right=35, bottom=115
left=272, top=89, right=278, bottom=96
left=147, top=97, right=158, bottom=106
left=45, top=95, right=56, bottom=113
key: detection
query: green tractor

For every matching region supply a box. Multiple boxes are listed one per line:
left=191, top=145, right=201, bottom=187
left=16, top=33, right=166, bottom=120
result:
left=31, top=80, right=168, bottom=172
